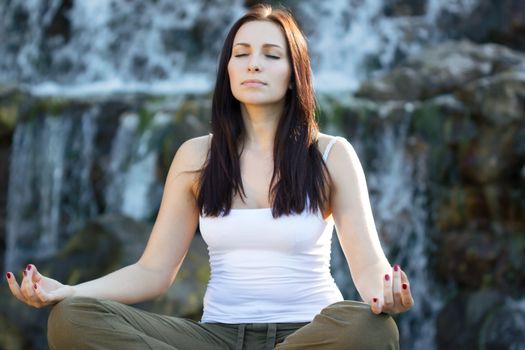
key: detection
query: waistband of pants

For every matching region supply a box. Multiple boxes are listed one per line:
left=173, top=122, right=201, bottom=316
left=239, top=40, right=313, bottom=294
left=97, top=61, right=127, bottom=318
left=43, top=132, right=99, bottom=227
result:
left=206, top=322, right=309, bottom=350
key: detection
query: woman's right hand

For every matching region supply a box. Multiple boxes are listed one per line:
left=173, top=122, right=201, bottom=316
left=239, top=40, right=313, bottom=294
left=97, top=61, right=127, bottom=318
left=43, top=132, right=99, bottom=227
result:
left=6, top=264, right=75, bottom=308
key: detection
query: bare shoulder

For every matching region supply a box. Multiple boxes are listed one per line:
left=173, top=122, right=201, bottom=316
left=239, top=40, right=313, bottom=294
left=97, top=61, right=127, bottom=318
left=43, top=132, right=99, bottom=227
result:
left=316, top=132, right=353, bottom=158
left=175, top=134, right=211, bottom=170
left=168, top=134, right=211, bottom=197
left=317, top=132, right=361, bottom=176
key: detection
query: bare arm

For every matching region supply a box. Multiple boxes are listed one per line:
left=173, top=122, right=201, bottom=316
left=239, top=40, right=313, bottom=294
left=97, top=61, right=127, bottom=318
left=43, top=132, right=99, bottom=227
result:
left=7, top=136, right=208, bottom=307
left=328, top=137, right=391, bottom=302
left=327, top=136, right=414, bottom=314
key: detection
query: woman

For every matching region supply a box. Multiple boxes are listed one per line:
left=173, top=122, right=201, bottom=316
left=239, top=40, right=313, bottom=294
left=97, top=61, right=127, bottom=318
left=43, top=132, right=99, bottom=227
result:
left=6, top=4, right=413, bottom=349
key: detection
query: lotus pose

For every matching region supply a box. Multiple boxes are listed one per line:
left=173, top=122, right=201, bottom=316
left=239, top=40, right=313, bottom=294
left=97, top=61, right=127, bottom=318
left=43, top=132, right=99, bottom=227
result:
left=6, top=4, right=413, bottom=349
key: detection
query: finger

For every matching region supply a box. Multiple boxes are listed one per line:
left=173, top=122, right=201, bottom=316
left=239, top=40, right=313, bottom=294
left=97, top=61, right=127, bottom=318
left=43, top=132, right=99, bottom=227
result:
left=392, top=264, right=402, bottom=304
left=400, top=270, right=414, bottom=308
left=20, top=269, right=30, bottom=298
left=392, top=265, right=401, bottom=292
left=6, top=272, right=27, bottom=303
left=22, top=267, right=37, bottom=302
left=400, top=269, right=409, bottom=283
left=33, top=283, right=49, bottom=305
left=383, top=273, right=393, bottom=308
left=370, top=297, right=382, bottom=315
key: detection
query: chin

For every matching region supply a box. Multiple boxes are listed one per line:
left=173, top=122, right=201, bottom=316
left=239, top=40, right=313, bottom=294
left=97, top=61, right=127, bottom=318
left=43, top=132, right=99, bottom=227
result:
left=234, top=94, right=284, bottom=106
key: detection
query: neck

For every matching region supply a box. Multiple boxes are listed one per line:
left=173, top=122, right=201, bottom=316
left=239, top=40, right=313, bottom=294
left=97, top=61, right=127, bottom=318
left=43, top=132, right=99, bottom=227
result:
left=240, top=101, right=284, bottom=152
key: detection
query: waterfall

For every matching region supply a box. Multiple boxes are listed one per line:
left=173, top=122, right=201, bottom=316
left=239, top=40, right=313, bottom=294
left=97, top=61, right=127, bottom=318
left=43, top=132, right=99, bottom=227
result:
left=104, top=111, right=171, bottom=220
left=5, top=108, right=99, bottom=271
left=329, top=101, right=441, bottom=349
left=0, top=0, right=246, bottom=95
left=0, top=0, right=480, bottom=95
left=4, top=103, right=179, bottom=270
left=366, top=118, right=440, bottom=349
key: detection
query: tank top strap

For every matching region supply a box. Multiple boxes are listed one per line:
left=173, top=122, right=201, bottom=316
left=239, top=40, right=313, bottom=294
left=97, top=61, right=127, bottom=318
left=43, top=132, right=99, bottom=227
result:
left=322, top=136, right=341, bottom=162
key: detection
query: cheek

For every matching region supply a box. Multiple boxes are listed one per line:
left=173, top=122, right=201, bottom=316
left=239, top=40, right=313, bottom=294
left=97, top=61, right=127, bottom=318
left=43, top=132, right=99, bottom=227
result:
left=227, top=61, right=241, bottom=97
left=277, top=64, right=292, bottom=87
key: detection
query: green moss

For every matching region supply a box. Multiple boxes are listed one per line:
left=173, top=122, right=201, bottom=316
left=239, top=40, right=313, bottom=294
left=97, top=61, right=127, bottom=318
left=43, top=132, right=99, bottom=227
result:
left=67, top=269, right=81, bottom=285
left=196, top=263, right=210, bottom=283
left=411, top=103, right=443, bottom=144
left=137, top=107, right=154, bottom=134
left=174, top=99, right=199, bottom=122
left=481, top=273, right=494, bottom=288
left=22, top=96, right=73, bottom=122
left=0, top=104, right=18, bottom=131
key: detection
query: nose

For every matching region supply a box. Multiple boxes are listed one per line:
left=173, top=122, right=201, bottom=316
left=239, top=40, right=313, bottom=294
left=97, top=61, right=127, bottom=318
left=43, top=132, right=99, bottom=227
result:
left=248, top=55, right=261, bottom=72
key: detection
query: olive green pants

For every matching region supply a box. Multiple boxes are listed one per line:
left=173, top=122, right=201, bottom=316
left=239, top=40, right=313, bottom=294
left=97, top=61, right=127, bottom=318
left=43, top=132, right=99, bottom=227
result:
left=48, top=297, right=399, bottom=349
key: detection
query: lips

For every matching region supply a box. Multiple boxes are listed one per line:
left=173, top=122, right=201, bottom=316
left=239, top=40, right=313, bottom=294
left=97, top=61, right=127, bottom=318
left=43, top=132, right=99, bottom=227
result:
left=241, top=79, right=267, bottom=85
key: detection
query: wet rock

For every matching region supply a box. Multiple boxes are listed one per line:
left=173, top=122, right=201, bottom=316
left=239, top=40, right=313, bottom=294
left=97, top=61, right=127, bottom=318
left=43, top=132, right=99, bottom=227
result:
left=437, top=290, right=525, bottom=350
left=458, top=126, right=520, bottom=184
left=382, top=0, right=425, bottom=17
left=436, top=0, right=525, bottom=52
left=437, top=290, right=502, bottom=350
left=456, top=65, right=525, bottom=127
left=356, top=41, right=525, bottom=101
left=480, top=300, right=525, bottom=349
left=437, top=230, right=501, bottom=289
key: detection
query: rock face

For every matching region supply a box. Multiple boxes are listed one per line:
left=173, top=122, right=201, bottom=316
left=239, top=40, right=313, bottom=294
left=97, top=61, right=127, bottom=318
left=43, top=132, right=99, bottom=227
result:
left=322, top=40, right=525, bottom=349
left=355, top=41, right=525, bottom=101
left=436, top=0, right=525, bottom=52
left=436, top=290, right=525, bottom=350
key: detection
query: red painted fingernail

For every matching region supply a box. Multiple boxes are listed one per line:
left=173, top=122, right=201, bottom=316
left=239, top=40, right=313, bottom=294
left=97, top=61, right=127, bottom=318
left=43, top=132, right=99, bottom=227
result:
left=23, top=270, right=27, bottom=277
left=385, top=274, right=390, bottom=281
left=402, top=283, right=408, bottom=290
left=6, top=272, right=11, bottom=279
left=373, top=298, right=378, bottom=303
left=26, top=264, right=32, bottom=271
left=34, top=284, right=38, bottom=290
left=394, top=264, right=399, bottom=272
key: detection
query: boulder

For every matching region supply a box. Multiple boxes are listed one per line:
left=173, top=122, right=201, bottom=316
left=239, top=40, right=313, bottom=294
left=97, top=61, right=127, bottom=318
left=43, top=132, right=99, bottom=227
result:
left=437, top=290, right=525, bottom=350
left=356, top=41, right=525, bottom=101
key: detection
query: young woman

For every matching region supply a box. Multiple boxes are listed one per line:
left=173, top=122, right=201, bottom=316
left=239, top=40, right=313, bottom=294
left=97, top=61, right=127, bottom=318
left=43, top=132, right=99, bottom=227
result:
left=6, top=4, right=413, bottom=349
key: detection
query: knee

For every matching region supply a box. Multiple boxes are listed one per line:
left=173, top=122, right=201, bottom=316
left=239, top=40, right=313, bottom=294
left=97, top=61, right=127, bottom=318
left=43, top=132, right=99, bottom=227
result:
left=47, top=297, right=101, bottom=349
left=322, top=301, right=399, bottom=349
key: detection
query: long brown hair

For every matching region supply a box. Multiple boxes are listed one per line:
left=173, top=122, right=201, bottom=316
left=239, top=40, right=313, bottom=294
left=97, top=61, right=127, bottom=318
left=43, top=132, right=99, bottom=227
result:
left=198, top=3, right=330, bottom=218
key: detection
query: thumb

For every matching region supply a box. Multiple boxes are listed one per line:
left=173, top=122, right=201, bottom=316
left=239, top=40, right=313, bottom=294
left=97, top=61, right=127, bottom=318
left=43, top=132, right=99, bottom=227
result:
left=370, top=297, right=382, bottom=315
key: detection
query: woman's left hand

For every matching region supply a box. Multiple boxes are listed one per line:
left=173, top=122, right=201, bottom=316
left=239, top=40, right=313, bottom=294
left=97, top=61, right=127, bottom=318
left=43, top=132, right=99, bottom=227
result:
left=370, top=265, right=414, bottom=315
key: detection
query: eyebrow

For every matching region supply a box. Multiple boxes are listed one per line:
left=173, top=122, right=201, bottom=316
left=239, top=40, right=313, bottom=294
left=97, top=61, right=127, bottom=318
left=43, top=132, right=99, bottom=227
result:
left=233, top=43, right=283, bottom=49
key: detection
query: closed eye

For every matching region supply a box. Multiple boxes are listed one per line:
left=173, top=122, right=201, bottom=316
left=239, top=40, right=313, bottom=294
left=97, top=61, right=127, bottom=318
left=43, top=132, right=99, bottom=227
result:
left=233, top=54, right=280, bottom=59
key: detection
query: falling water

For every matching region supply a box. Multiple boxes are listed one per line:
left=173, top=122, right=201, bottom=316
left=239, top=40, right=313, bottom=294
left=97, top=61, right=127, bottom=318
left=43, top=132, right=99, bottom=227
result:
left=330, top=106, right=441, bottom=348
left=368, top=119, right=439, bottom=349
left=0, top=0, right=246, bottom=95
left=5, top=107, right=99, bottom=271
left=105, top=111, right=172, bottom=220
left=0, top=0, right=480, bottom=95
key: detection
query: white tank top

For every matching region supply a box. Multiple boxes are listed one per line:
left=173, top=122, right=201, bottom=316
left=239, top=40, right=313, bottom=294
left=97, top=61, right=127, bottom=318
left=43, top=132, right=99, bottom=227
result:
left=199, top=137, right=344, bottom=323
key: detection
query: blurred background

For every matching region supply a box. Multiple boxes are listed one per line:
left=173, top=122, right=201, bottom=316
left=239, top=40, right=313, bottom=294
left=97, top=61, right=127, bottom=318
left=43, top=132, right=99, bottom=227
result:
left=0, top=0, right=524, bottom=349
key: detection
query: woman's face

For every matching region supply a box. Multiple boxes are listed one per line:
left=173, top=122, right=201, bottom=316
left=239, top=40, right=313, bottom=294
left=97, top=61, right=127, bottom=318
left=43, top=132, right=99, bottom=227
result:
left=228, top=20, right=292, bottom=107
